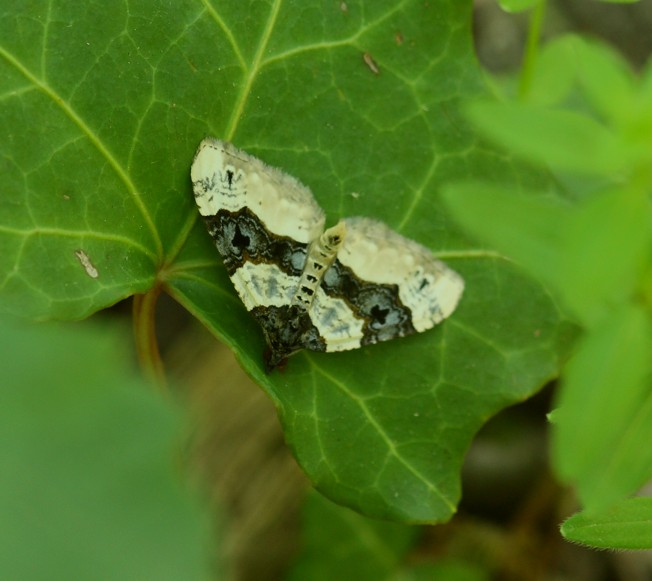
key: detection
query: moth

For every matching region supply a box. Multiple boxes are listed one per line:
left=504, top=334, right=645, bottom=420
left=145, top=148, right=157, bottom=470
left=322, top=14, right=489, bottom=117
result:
left=191, top=138, right=464, bottom=371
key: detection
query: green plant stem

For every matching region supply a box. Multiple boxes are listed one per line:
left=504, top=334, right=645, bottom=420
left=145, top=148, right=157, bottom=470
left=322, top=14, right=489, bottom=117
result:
left=133, top=287, right=167, bottom=391
left=519, top=0, right=547, bottom=100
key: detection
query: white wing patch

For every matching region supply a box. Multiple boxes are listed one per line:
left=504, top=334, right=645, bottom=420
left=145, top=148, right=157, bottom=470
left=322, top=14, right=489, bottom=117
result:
left=191, top=139, right=324, bottom=243
left=191, top=137, right=464, bottom=371
left=338, top=218, right=464, bottom=332
left=310, top=288, right=365, bottom=352
left=234, top=262, right=297, bottom=310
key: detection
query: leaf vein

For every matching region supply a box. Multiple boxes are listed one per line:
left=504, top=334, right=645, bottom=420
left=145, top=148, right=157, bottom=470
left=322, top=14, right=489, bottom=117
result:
left=0, top=44, right=163, bottom=260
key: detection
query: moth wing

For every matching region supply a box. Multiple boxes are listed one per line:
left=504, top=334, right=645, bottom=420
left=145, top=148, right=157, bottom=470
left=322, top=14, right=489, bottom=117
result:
left=312, top=217, right=464, bottom=352
left=190, top=138, right=325, bottom=310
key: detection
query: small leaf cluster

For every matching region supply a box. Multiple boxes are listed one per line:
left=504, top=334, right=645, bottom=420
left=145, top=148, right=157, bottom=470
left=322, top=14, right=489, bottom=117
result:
left=443, top=33, right=652, bottom=550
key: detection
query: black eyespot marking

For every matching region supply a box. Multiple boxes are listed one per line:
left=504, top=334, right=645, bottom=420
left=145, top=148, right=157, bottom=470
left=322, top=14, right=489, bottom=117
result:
left=306, top=274, right=317, bottom=283
left=301, top=286, right=314, bottom=296
left=419, top=278, right=429, bottom=291
left=313, top=262, right=324, bottom=270
left=370, top=304, right=390, bottom=325
left=232, top=224, right=250, bottom=250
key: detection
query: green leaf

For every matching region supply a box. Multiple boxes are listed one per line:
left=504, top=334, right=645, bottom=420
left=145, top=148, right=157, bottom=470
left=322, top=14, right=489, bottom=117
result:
left=552, top=306, right=652, bottom=513
left=561, top=498, right=652, bottom=550
left=440, top=181, right=570, bottom=298
left=1, top=1, right=571, bottom=522
left=287, top=490, right=417, bottom=581
left=559, top=189, right=651, bottom=326
left=466, top=101, right=628, bottom=175
left=528, top=35, right=579, bottom=106
left=0, top=321, right=209, bottom=580
left=574, top=37, right=635, bottom=127
left=443, top=183, right=651, bottom=327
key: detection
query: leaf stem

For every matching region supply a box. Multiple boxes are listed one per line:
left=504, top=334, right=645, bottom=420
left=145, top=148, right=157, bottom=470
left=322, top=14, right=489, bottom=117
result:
left=518, top=0, right=547, bottom=100
left=133, top=287, right=167, bottom=390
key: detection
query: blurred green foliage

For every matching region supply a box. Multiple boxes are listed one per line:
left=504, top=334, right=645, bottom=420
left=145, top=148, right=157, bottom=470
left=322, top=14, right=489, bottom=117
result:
left=0, top=320, right=211, bottom=580
left=443, top=34, right=652, bottom=549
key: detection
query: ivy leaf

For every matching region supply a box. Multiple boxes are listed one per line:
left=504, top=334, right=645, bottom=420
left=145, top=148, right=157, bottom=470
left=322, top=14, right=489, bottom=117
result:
left=0, top=1, right=571, bottom=522
left=553, top=306, right=652, bottom=513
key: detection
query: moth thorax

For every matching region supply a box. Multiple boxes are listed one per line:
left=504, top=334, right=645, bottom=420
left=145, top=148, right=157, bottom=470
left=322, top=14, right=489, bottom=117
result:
left=292, top=221, right=346, bottom=309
